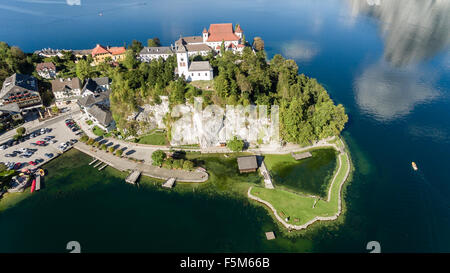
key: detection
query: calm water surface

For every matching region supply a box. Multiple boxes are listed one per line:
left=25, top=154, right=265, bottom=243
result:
left=0, top=0, right=449, bottom=252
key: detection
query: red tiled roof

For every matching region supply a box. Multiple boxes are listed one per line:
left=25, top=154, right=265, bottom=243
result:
left=237, top=44, right=245, bottom=48
left=207, top=23, right=240, bottom=42
left=92, top=44, right=126, bottom=56
left=235, top=24, right=243, bottom=33
left=92, top=44, right=109, bottom=56
left=108, top=46, right=126, bottom=55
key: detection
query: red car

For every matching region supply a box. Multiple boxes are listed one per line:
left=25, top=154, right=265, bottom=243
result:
left=28, top=161, right=37, bottom=166
left=13, top=162, right=22, bottom=169
left=36, top=141, right=45, bottom=145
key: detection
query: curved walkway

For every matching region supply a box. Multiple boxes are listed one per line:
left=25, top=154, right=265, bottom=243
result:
left=247, top=138, right=351, bottom=230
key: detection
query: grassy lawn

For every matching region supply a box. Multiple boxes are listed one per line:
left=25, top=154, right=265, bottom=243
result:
left=137, top=130, right=168, bottom=145
left=250, top=152, right=350, bottom=227
left=263, top=148, right=337, bottom=197
left=189, top=80, right=214, bottom=91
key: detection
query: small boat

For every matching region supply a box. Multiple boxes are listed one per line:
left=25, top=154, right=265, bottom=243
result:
left=412, top=162, right=418, bottom=171
left=38, top=169, right=45, bottom=176
left=30, top=179, right=36, bottom=193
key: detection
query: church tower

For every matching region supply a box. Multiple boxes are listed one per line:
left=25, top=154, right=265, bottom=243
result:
left=235, top=24, right=243, bottom=39
left=176, top=38, right=189, bottom=79
left=202, top=27, right=209, bottom=43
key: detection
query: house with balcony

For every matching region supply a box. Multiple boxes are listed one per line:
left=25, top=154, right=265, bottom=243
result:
left=51, top=77, right=82, bottom=107
left=36, top=62, right=57, bottom=79
left=0, top=73, right=42, bottom=110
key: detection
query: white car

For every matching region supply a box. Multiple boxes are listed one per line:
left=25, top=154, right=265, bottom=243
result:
left=0, top=145, right=6, bottom=150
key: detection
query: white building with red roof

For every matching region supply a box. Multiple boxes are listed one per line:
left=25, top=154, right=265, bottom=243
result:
left=202, top=23, right=245, bottom=53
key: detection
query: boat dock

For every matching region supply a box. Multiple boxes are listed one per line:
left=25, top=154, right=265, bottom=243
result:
left=291, top=151, right=312, bottom=160
left=98, top=163, right=108, bottom=171
left=125, top=170, right=141, bottom=184
left=89, top=158, right=98, bottom=166
left=35, top=175, right=41, bottom=191
left=259, top=160, right=274, bottom=189
left=162, top=177, right=176, bottom=189
left=93, top=161, right=103, bottom=168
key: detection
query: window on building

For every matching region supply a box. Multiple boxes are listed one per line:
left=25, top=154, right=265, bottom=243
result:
left=198, top=73, right=200, bottom=76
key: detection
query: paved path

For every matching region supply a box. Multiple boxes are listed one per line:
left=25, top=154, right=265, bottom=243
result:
left=73, top=142, right=208, bottom=182
left=247, top=138, right=351, bottom=231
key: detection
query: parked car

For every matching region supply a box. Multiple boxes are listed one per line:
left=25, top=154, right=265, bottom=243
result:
left=13, top=162, right=22, bottom=169
left=44, top=153, right=54, bottom=158
left=5, top=154, right=14, bottom=157
left=0, top=145, right=6, bottom=150
left=35, top=158, right=44, bottom=163
left=36, top=141, right=45, bottom=145
left=70, top=139, right=78, bottom=144
left=28, top=161, right=37, bottom=166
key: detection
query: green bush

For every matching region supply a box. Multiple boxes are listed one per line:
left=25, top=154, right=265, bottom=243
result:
left=172, top=159, right=184, bottom=169
left=93, top=141, right=100, bottom=148
left=16, top=127, right=26, bottom=136
left=108, top=146, right=116, bottom=153
left=183, top=160, right=194, bottom=171
left=151, top=150, right=166, bottom=166
left=227, top=136, right=244, bottom=152
left=80, top=135, right=89, bottom=142
left=100, top=144, right=107, bottom=150
left=87, top=138, right=95, bottom=145
left=115, top=149, right=123, bottom=157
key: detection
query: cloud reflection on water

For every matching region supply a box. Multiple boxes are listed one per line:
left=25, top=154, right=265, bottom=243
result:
left=354, top=62, right=440, bottom=121
left=350, top=0, right=449, bottom=122
left=280, top=40, right=319, bottom=62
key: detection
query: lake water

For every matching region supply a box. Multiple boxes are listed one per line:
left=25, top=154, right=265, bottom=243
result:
left=1, top=0, right=449, bottom=252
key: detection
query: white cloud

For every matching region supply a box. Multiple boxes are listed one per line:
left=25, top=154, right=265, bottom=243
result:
left=66, top=0, right=81, bottom=5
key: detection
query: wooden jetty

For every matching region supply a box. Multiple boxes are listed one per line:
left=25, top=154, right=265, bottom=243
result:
left=265, top=231, right=276, bottom=240
left=291, top=151, right=312, bottom=161
left=98, top=163, right=108, bottom=171
left=125, top=170, right=141, bottom=184
left=35, top=175, right=41, bottom=191
left=162, top=177, right=176, bottom=189
left=93, top=161, right=103, bottom=168
left=89, top=158, right=98, bottom=166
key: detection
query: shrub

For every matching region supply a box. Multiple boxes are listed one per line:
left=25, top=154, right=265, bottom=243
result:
left=80, top=135, right=89, bottom=142
left=16, top=127, right=26, bottom=136
left=115, top=149, right=123, bottom=157
left=93, top=141, right=100, bottom=148
left=172, top=159, right=184, bottom=169
left=151, top=150, right=166, bottom=166
left=86, top=138, right=95, bottom=145
left=100, top=144, right=107, bottom=150
left=108, top=146, right=115, bottom=153
left=227, top=136, right=244, bottom=152
left=183, top=160, right=194, bottom=171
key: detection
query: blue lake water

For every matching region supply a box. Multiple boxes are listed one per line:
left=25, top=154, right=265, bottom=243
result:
left=0, top=0, right=449, bottom=252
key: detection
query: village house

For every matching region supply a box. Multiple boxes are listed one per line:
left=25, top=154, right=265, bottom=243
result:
left=91, top=44, right=126, bottom=65
left=77, top=77, right=114, bottom=132
left=51, top=77, right=82, bottom=107
left=0, top=73, right=42, bottom=110
left=139, top=46, right=174, bottom=62
left=0, top=103, right=23, bottom=131
left=80, top=77, right=111, bottom=97
left=36, top=62, right=57, bottom=79
left=34, top=48, right=65, bottom=58
left=174, top=40, right=213, bottom=82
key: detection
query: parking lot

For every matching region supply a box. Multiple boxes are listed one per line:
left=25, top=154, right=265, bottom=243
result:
left=0, top=118, right=81, bottom=171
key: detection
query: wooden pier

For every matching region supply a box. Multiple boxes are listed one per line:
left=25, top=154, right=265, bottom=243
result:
left=93, top=161, right=103, bottom=168
left=162, top=177, right=176, bottom=189
left=89, top=158, right=98, bottom=166
left=291, top=151, right=312, bottom=161
left=98, top=163, right=108, bottom=171
left=125, top=170, right=141, bottom=184
left=35, top=175, right=41, bottom=191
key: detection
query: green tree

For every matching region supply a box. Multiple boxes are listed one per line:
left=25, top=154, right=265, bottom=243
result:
left=115, top=149, right=123, bottom=157
left=16, top=127, right=25, bottom=136
left=100, top=144, right=107, bottom=150
left=147, top=38, right=161, bottom=47
left=108, top=146, right=115, bottom=153
left=123, top=50, right=138, bottom=70
left=227, top=136, right=244, bottom=152
left=183, top=160, right=194, bottom=171
left=252, top=37, right=265, bottom=51
left=128, top=40, right=143, bottom=54
left=75, top=59, right=92, bottom=81
left=80, top=135, right=89, bottom=142
left=151, top=150, right=166, bottom=166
